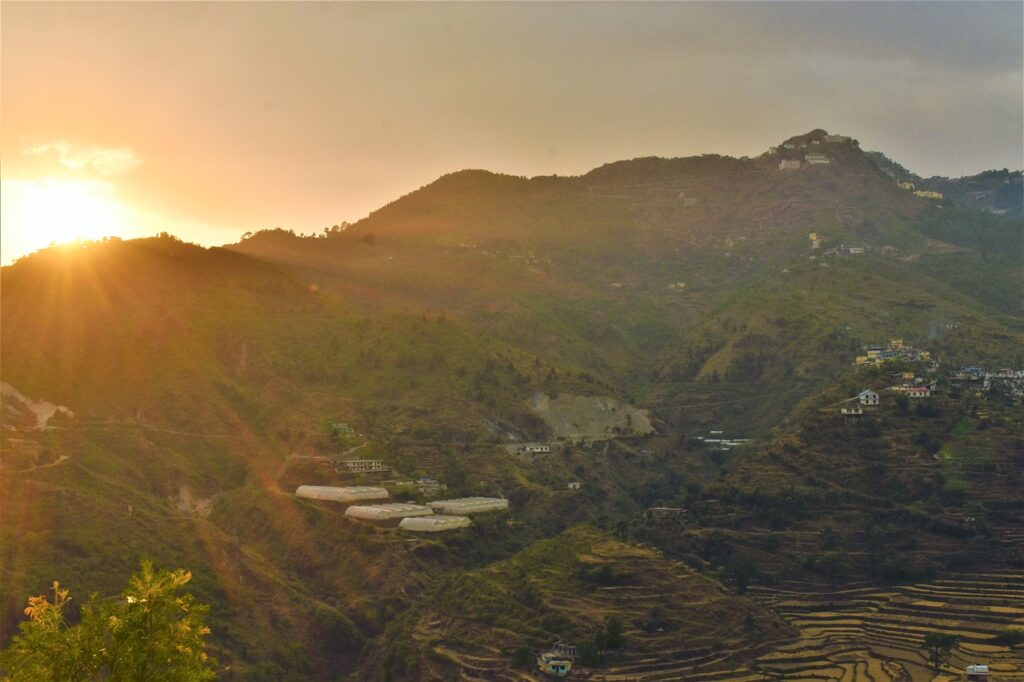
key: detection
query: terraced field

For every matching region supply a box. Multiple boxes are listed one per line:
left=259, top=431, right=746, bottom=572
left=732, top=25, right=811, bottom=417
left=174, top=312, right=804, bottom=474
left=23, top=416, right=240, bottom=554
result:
left=393, top=526, right=793, bottom=681
left=749, top=572, right=1024, bottom=681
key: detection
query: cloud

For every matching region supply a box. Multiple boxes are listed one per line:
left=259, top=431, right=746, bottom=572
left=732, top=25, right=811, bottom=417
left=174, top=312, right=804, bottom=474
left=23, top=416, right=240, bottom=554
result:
left=23, top=141, right=141, bottom=176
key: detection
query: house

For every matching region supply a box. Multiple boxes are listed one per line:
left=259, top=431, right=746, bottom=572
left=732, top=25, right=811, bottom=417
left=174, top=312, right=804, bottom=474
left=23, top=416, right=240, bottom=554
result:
left=340, top=459, right=387, bottom=473
left=966, top=664, right=990, bottom=681
left=331, top=422, right=354, bottom=434
left=567, top=481, right=582, bottom=490
left=778, top=159, right=801, bottom=170
left=537, top=651, right=573, bottom=677
left=647, top=507, right=686, bottom=521
left=552, top=643, right=578, bottom=659
left=415, top=477, right=447, bottom=497
left=897, top=181, right=916, bottom=191
left=848, top=247, right=865, bottom=254
left=857, top=390, right=880, bottom=406
left=906, top=386, right=931, bottom=398
left=841, top=405, right=864, bottom=417
left=521, top=443, right=552, bottom=454
left=914, top=190, right=943, bottom=200
left=824, top=134, right=851, bottom=143
left=805, top=152, right=830, bottom=165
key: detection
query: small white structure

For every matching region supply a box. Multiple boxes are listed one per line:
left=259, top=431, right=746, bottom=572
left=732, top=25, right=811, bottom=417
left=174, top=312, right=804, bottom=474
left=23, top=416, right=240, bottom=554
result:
left=567, top=481, right=582, bottom=490
left=341, top=459, right=387, bottom=473
left=399, top=515, right=472, bottom=532
left=857, top=390, right=880, bottom=406
left=295, top=485, right=388, bottom=503
left=521, top=443, right=552, bottom=454
left=429, top=497, right=509, bottom=515
left=778, top=159, right=801, bottom=170
left=966, top=664, right=990, bottom=682
left=345, top=503, right=432, bottom=521
left=848, top=247, right=865, bottom=254
left=805, top=152, right=830, bottom=165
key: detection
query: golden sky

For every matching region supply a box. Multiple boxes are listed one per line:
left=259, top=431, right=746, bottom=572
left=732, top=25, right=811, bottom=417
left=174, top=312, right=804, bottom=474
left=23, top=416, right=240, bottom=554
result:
left=2, top=2, right=1022, bottom=264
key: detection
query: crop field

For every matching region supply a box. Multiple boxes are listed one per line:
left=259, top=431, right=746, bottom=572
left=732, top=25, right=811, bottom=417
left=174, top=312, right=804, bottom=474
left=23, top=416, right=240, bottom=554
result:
left=749, top=572, right=1024, bottom=681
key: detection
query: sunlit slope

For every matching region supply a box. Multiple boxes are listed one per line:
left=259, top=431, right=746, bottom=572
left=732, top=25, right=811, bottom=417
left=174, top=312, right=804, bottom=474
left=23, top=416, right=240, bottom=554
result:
left=230, top=132, right=1022, bottom=434
left=0, top=236, right=582, bottom=677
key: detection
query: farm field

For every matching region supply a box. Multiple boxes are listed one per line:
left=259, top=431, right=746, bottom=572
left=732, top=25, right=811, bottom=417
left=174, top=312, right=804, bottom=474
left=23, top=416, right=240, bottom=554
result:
left=749, top=572, right=1024, bottom=681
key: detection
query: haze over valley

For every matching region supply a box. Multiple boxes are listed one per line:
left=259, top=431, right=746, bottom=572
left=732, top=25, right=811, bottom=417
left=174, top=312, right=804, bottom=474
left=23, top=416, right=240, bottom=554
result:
left=1, top=3, right=1023, bottom=681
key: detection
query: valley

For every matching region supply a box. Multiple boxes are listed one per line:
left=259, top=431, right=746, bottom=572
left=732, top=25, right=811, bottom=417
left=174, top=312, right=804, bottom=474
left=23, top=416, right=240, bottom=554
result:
left=2, top=130, right=1023, bottom=680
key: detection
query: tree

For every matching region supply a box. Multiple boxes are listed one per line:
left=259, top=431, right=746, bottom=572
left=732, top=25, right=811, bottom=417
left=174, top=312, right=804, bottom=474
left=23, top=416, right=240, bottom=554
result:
left=0, top=560, right=216, bottom=681
left=604, top=617, right=625, bottom=650
left=922, top=631, right=958, bottom=671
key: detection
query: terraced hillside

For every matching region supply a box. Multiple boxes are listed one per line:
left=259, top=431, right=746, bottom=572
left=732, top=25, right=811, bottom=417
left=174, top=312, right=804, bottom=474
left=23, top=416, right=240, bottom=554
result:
left=360, top=526, right=793, bottom=681
left=750, top=573, right=1024, bottom=681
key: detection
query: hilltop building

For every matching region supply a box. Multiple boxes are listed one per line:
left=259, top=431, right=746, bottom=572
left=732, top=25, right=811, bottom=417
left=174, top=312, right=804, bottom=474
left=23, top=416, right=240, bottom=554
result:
left=897, top=181, right=916, bottom=191
left=914, top=190, right=944, bottom=200
left=805, top=152, right=830, bottom=165
left=824, top=134, right=851, bottom=143
left=295, top=486, right=388, bottom=503
left=778, top=159, right=801, bottom=170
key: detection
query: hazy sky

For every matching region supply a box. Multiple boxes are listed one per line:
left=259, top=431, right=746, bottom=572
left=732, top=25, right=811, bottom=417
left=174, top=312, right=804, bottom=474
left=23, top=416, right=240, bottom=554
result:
left=2, top=2, right=1022, bottom=263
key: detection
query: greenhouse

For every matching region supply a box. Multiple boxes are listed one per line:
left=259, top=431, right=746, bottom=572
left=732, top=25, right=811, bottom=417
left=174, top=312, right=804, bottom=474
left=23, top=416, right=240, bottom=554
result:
left=398, top=515, right=472, bottom=532
left=344, top=503, right=432, bottom=521
left=429, top=496, right=509, bottom=515
left=294, top=485, right=389, bottom=503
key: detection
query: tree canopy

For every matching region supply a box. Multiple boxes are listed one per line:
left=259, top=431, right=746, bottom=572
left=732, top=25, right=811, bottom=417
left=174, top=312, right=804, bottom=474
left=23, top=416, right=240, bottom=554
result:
left=0, top=561, right=215, bottom=681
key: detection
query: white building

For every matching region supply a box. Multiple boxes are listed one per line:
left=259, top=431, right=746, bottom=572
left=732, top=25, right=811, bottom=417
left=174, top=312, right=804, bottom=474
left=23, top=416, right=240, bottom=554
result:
left=857, top=390, right=880, bottom=406
left=295, top=485, right=388, bottom=503
left=521, top=443, right=551, bottom=454
left=341, top=459, right=387, bottom=473
left=966, top=664, right=990, bottom=682
left=805, top=153, right=830, bottom=165
left=345, top=503, right=432, bottom=521
left=778, top=159, right=801, bottom=170
left=399, top=515, right=472, bottom=532
left=429, top=497, right=509, bottom=515
left=567, top=481, right=582, bottom=490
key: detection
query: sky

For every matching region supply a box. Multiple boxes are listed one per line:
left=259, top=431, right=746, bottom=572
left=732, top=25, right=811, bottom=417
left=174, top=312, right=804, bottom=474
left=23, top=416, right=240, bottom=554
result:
left=2, top=1, right=1022, bottom=264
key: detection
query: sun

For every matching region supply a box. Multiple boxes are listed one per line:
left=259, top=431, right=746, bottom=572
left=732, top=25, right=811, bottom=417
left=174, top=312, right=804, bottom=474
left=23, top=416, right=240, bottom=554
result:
left=1, top=178, right=136, bottom=260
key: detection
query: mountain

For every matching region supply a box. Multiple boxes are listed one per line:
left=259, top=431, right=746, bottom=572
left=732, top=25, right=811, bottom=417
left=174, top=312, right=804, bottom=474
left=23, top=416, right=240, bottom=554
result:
left=3, top=130, right=1023, bottom=679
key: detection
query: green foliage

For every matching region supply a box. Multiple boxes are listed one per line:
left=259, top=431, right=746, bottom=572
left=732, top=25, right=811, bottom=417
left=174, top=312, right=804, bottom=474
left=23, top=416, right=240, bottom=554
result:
left=990, top=628, right=1024, bottom=647
left=0, top=560, right=215, bottom=681
left=922, top=631, right=958, bottom=670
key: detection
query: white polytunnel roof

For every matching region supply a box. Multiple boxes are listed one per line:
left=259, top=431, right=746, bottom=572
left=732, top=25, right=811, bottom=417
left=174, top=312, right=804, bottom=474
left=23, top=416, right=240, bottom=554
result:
left=398, top=515, right=472, bottom=532
left=295, top=486, right=389, bottom=503
left=429, top=497, right=509, bottom=515
left=344, top=503, right=433, bottom=521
